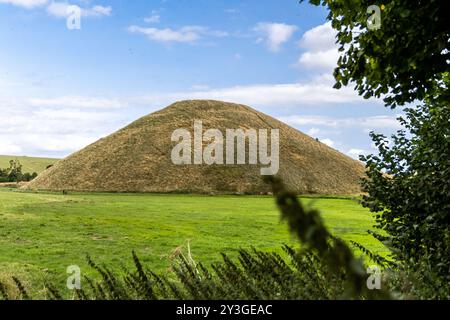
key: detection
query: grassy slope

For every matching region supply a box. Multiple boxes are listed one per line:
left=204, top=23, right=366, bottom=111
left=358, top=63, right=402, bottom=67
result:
left=27, top=100, right=365, bottom=195
left=0, top=155, right=58, bottom=174
left=0, top=190, right=386, bottom=295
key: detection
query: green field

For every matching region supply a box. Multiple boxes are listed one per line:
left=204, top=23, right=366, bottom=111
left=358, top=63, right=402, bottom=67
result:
left=0, top=155, right=58, bottom=174
left=0, top=189, right=386, bottom=296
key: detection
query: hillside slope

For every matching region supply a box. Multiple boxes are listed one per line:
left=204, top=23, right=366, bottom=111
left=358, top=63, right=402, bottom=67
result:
left=0, top=155, right=58, bottom=174
left=24, top=100, right=366, bottom=194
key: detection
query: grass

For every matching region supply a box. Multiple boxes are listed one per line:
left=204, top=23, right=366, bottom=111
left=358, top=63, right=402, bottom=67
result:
left=0, top=155, right=58, bottom=174
left=0, top=189, right=387, bottom=297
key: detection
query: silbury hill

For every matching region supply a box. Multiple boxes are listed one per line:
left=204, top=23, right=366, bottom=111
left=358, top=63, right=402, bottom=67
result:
left=24, top=100, right=365, bottom=195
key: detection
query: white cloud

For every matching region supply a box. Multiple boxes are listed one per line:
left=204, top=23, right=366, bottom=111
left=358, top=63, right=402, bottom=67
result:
left=299, top=22, right=336, bottom=51
left=0, top=0, right=47, bottom=9
left=128, top=25, right=198, bottom=43
left=307, top=128, right=320, bottom=136
left=0, top=140, right=23, bottom=155
left=347, top=148, right=369, bottom=159
left=28, top=96, right=126, bottom=109
left=0, top=106, right=122, bottom=135
left=125, top=72, right=381, bottom=112
left=46, top=2, right=112, bottom=18
left=298, top=48, right=340, bottom=70
left=348, top=148, right=365, bottom=155
left=137, top=82, right=368, bottom=107
left=297, top=22, right=340, bottom=71
left=144, top=10, right=160, bottom=23
left=128, top=25, right=228, bottom=44
left=0, top=102, right=125, bottom=157
left=132, top=71, right=370, bottom=108
left=145, top=14, right=160, bottom=23
left=0, top=75, right=385, bottom=158
left=320, top=138, right=335, bottom=147
left=86, top=5, right=111, bottom=17
left=45, top=2, right=68, bottom=16
left=254, top=22, right=298, bottom=52
left=280, top=115, right=402, bottom=130
left=19, top=134, right=97, bottom=153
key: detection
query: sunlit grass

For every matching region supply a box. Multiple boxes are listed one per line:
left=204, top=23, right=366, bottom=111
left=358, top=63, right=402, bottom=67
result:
left=0, top=189, right=386, bottom=296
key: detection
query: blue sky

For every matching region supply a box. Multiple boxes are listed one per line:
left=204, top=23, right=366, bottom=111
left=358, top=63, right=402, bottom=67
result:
left=0, top=0, right=402, bottom=158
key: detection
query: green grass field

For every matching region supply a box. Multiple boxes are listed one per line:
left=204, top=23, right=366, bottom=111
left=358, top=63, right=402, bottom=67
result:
left=0, top=189, right=386, bottom=296
left=0, top=155, right=58, bottom=174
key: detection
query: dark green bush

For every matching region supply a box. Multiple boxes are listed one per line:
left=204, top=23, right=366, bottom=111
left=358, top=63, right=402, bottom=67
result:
left=39, top=248, right=348, bottom=300
left=0, top=160, right=38, bottom=183
left=361, top=100, right=450, bottom=297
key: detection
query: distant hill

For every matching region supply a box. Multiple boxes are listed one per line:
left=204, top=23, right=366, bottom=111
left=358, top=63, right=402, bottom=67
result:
left=0, top=155, right=59, bottom=174
left=25, top=100, right=366, bottom=195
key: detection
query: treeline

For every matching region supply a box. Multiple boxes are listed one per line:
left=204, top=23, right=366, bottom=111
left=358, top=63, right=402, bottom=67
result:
left=0, top=160, right=38, bottom=183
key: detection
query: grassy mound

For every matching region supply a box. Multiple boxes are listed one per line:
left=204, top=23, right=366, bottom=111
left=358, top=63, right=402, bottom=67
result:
left=25, top=100, right=365, bottom=194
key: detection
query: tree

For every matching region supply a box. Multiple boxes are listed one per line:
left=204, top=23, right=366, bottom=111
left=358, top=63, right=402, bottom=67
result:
left=0, top=160, right=37, bottom=183
left=6, top=160, right=23, bottom=183
left=361, top=100, right=449, bottom=285
left=304, top=0, right=449, bottom=297
left=0, top=168, right=8, bottom=183
left=22, top=172, right=38, bottom=182
left=304, top=0, right=449, bottom=108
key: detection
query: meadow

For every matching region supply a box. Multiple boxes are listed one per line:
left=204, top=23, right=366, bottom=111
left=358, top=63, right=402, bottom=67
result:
left=0, top=188, right=387, bottom=297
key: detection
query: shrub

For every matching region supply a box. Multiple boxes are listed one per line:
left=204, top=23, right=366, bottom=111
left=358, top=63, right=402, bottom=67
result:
left=0, top=160, right=38, bottom=183
left=361, top=100, right=450, bottom=297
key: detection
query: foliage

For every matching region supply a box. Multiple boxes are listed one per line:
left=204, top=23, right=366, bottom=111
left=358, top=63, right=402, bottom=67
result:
left=388, top=254, right=450, bottom=300
left=304, top=0, right=450, bottom=299
left=52, top=248, right=351, bottom=300
left=304, top=0, right=449, bottom=108
left=0, top=160, right=38, bottom=183
left=0, top=160, right=22, bottom=182
left=361, top=100, right=450, bottom=297
left=0, top=248, right=350, bottom=300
